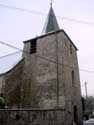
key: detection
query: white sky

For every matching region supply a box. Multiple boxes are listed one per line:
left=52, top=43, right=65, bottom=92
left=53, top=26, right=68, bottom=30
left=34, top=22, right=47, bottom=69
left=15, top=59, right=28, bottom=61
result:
left=0, top=0, right=94, bottom=96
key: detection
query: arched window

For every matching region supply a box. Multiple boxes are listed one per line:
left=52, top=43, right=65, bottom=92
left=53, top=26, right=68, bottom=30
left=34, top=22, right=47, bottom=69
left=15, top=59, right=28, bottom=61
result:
left=73, top=105, right=78, bottom=124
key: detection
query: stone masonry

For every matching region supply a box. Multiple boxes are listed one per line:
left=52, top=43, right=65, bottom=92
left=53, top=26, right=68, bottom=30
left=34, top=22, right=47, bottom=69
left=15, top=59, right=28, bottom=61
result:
left=0, top=30, right=82, bottom=125
left=22, top=30, right=82, bottom=125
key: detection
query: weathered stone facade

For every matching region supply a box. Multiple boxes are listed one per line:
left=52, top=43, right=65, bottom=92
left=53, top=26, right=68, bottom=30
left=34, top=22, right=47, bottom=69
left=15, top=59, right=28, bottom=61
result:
left=0, top=30, right=82, bottom=125
left=0, top=109, right=65, bottom=125
left=0, top=59, right=24, bottom=108
left=0, top=2, right=82, bottom=124
left=0, top=75, right=5, bottom=93
left=0, top=30, right=81, bottom=125
left=22, top=30, right=82, bottom=125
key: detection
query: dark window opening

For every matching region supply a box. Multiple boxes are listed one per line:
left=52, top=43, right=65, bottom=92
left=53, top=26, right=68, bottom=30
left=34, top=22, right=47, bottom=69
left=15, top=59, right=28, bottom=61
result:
left=30, top=39, right=37, bottom=54
left=72, top=70, right=75, bottom=85
left=70, top=44, right=72, bottom=54
left=73, top=105, right=78, bottom=124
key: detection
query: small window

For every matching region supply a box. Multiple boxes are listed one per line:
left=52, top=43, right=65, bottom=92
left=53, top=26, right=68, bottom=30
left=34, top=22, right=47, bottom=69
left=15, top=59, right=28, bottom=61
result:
left=70, top=44, right=72, bottom=54
left=72, top=70, right=75, bottom=85
left=30, top=39, right=37, bottom=54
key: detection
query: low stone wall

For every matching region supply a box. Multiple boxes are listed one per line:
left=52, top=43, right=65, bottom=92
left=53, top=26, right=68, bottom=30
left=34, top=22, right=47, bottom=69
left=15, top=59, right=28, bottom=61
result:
left=0, top=109, right=65, bottom=125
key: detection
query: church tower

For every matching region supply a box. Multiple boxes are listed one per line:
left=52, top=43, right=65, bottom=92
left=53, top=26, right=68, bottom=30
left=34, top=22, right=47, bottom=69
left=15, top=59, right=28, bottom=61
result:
left=22, top=4, right=82, bottom=125
left=1, top=3, right=82, bottom=125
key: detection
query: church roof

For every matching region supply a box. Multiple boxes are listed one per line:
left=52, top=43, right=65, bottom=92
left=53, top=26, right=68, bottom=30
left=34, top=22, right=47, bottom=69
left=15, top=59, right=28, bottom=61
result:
left=0, top=58, right=24, bottom=76
left=42, top=4, right=59, bottom=34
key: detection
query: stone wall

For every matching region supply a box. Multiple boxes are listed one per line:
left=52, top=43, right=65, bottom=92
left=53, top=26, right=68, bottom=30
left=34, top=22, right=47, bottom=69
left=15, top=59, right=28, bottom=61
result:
left=3, top=59, right=24, bottom=108
left=56, top=31, right=82, bottom=124
left=0, top=109, right=65, bottom=125
left=0, top=76, right=5, bottom=93
left=23, top=34, right=62, bottom=109
left=1, top=30, right=82, bottom=124
left=23, top=31, right=82, bottom=124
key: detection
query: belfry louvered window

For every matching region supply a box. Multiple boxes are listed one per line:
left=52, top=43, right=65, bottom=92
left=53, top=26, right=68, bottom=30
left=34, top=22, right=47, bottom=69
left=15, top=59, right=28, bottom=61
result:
left=30, top=39, right=37, bottom=54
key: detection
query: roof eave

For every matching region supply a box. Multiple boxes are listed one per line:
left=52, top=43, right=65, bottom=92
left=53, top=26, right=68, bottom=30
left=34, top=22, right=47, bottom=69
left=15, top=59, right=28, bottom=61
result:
left=23, top=29, right=78, bottom=51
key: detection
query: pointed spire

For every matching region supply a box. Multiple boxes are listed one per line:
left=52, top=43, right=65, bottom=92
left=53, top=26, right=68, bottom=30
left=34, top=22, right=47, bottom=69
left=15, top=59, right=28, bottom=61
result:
left=42, top=3, right=60, bottom=34
left=50, top=0, right=52, bottom=7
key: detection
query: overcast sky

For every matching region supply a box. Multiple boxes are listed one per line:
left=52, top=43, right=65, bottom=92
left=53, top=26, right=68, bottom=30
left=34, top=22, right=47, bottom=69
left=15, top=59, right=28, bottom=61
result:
left=0, top=0, right=94, bottom=96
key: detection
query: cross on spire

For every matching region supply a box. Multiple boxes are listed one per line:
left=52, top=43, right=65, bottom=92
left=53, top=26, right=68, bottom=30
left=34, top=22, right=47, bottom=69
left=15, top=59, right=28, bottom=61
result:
left=50, top=0, right=54, bottom=7
left=42, top=0, right=59, bottom=34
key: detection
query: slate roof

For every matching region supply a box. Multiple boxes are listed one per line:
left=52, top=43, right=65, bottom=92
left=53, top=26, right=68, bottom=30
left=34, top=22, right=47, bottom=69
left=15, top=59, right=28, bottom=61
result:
left=42, top=5, right=59, bottom=34
left=0, top=58, right=24, bottom=76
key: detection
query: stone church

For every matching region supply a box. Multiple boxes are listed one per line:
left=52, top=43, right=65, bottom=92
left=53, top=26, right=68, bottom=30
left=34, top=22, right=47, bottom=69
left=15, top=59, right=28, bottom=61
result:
left=0, top=4, right=82, bottom=125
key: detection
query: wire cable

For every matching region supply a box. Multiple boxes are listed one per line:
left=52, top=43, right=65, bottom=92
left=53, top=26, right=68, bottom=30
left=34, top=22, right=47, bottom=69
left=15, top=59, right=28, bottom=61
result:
left=0, top=40, right=94, bottom=74
left=0, top=51, right=22, bottom=59
left=0, top=41, right=22, bottom=51
left=0, top=3, right=94, bottom=25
